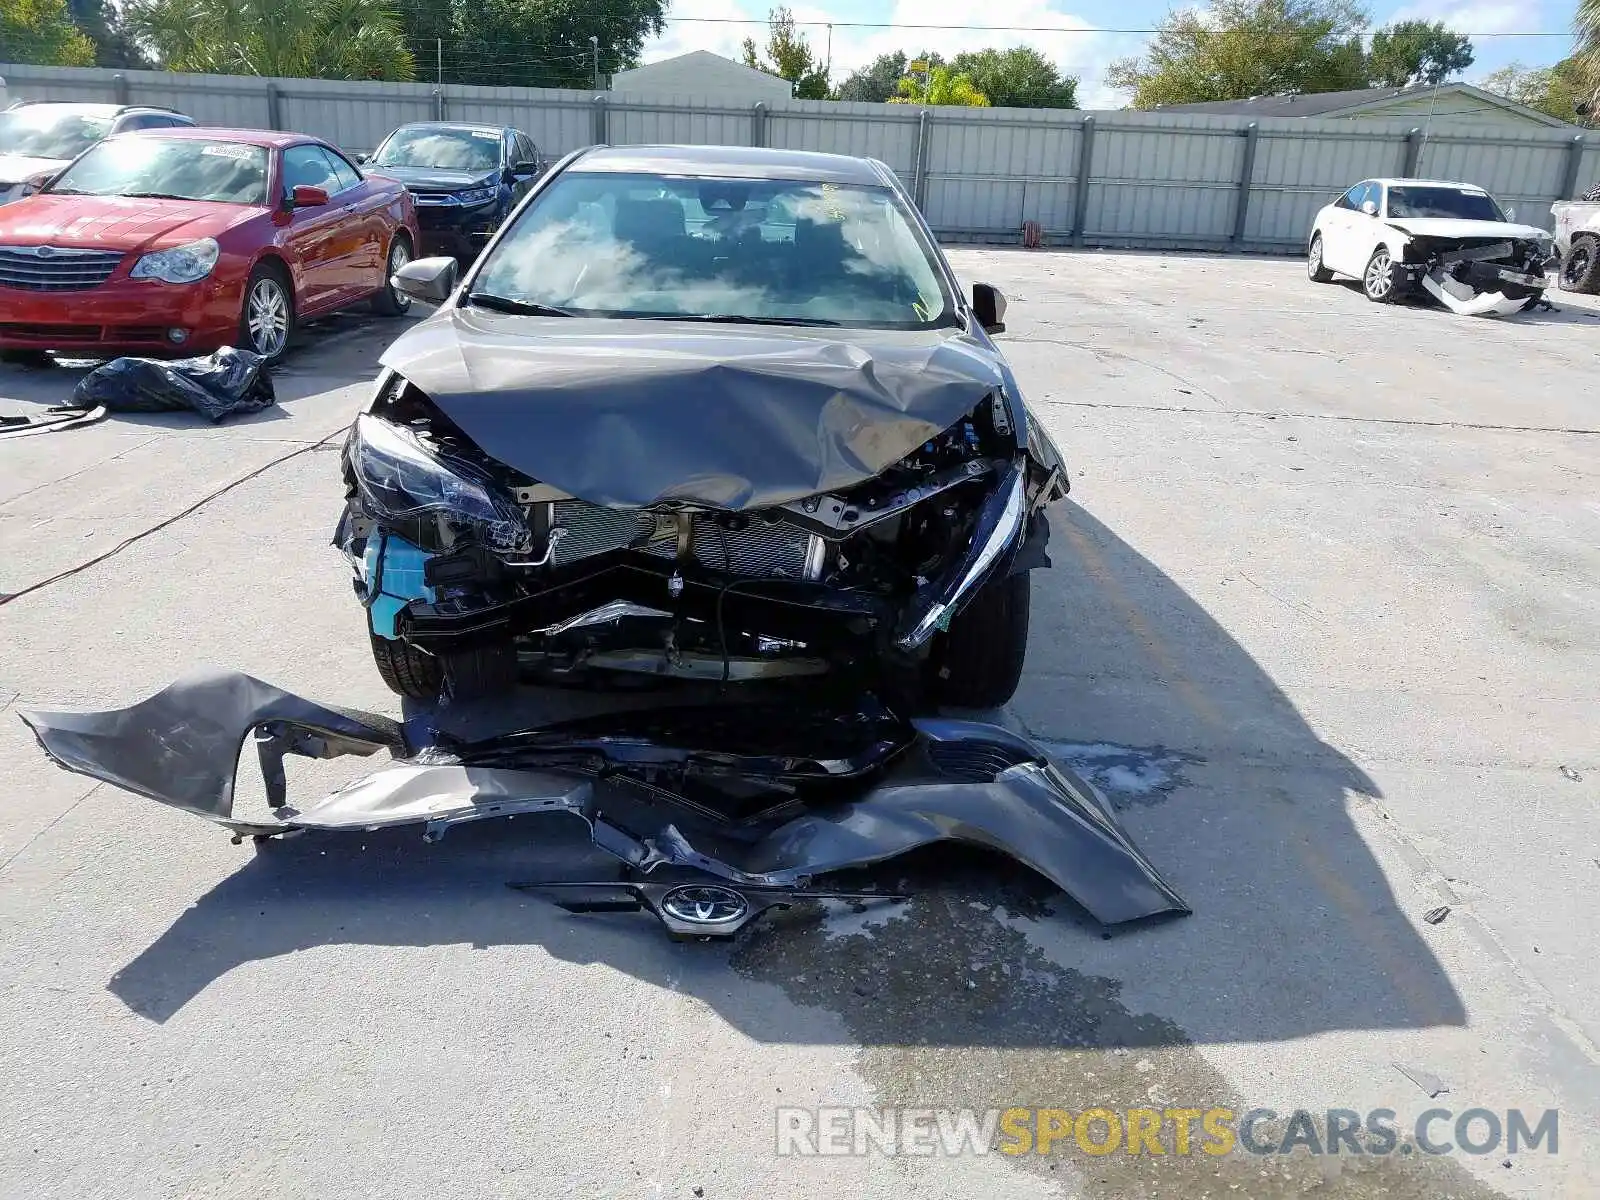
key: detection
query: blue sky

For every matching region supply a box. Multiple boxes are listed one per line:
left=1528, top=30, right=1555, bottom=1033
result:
left=640, top=0, right=1579, bottom=106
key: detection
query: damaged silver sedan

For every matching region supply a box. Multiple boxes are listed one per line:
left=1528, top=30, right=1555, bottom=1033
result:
left=17, top=669, right=1189, bottom=939
left=334, top=145, right=1065, bottom=710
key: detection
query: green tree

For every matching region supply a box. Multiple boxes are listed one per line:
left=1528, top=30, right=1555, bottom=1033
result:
left=742, top=6, right=829, bottom=98
left=124, top=0, right=415, bottom=79
left=1481, top=58, right=1597, bottom=125
left=889, top=64, right=989, bottom=107
left=65, top=0, right=149, bottom=67
left=1365, top=20, right=1472, bottom=87
left=0, top=0, right=95, bottom=65
left=950, top=46, right=1077, bottom=108
left=446, top=0, right=664, bottom=89
left=1105, top=0, right=1369, bottom=109
left=833, top=51, right=906, bottom=102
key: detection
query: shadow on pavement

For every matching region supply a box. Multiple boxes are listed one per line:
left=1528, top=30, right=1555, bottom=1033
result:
left=108, top=500, right=1464, bottom=1059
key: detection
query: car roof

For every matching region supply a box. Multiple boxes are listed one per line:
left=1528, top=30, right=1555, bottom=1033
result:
left=1364, top=178, right=1489, bottom=192
left=391, top=122, right=509, bottom=134
left=104, top=127, right=320, bottom=150
left=571, top=144, right=891, bottom=185
left=7, top=102, right=134, bottom=117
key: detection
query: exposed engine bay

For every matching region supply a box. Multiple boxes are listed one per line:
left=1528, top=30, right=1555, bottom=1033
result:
left=16, top=669, right=1189, bottom=940
left=333, top=314, right=1065, bottom=706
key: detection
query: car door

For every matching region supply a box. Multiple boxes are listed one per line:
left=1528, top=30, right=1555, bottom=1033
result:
left=318, top=144, right=390, bottom=300
left=1319, top=182, right=1364, bottom=274
left=1336, top=181, right=1384, bottom=275
left=279, top=143, right=346, bottom=312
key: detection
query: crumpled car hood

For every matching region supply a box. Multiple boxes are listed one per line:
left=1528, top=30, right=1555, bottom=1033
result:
left=378, top=307, right=1005, bottom=510
left=1385, top=218, right=1549, bottom=241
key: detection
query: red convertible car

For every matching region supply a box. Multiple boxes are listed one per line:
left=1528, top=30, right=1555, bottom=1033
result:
left=0, top=128, right=420, bottom=364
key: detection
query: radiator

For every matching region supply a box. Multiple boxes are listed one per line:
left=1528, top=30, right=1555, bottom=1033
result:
left=548, top=501, right=823, bottom=580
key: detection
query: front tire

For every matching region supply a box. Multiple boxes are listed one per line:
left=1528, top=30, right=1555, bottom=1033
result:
left=1362, top=246, right=1401, bottom=303
left=1559, top=235, right=1600, bottom=294
left=0, top=349, right=53, bottom=368
left=371, top=233, right=413, bottom=316
left=371, top=634, right=441, bottom=699
left=1307, top=234, right=1334, bottom=283
left=934, top=571, right=1031, bottom=709
left=369, top=634, right=519, bottom=701
left=240, top=263, right=295, bottom=363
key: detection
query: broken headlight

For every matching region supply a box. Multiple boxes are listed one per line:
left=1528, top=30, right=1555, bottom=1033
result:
left=347, top=412, right=529, bottom=553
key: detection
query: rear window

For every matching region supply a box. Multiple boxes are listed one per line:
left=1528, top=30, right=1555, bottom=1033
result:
left=47, top=137, right=270, bottom=205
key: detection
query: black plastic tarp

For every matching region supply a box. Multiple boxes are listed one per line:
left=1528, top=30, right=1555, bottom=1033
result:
left=72, top=347, right=276, bottom=423
left=378, top=307, right=1005, bottom=510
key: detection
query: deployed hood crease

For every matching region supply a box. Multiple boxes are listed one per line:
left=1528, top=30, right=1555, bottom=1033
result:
left=379, top=308, right=1006, bottom=510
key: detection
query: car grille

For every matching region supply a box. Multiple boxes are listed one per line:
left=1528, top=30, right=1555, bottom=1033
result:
left=0, top=246, right=125, bottom=291
left=548, top=500, right=821, bottom=579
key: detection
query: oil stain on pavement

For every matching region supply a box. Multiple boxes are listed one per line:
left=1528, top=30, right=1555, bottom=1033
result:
left=733, top=873, right=1509, bottom=1200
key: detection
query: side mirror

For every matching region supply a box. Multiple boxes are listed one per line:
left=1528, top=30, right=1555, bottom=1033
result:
left=392, top=255, right=459, bottom=304
left=291, top=184, right=329, bottom=208
left=972, top=282, right=1007, bottom=334
left=512, top=160, right=542, bottom=178
left=1360, top=199, right=1378, bottom=216
left=355, top=152, right=370, bottom=164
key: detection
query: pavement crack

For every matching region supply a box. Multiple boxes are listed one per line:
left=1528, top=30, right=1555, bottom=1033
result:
left=0, top=428, right=346, bottom=610
left=1036, top=397, right=1600, bottom=436
left=0, top=434, right=167, bottom=512
left=0, top=782, right=102, bottom=877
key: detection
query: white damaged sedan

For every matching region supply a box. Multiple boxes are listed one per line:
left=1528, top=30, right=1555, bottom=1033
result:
left=1307, top=178, right=1556, bottom=315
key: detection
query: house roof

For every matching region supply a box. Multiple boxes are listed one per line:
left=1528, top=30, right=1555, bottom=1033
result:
left=613, top=50, right=791, bottom=93
left=1154, top=82, right=1572, bottom=128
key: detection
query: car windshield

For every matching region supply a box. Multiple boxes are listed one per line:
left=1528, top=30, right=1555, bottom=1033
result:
left=472, top=171, right=955, bottom=328
left=46, top=137, right=269, bottom=204
left=372, top=128, right=500, bottom=172
left=1386, top=186, right=1504, bottom=221
left=0, top=109, right=114, bottom=160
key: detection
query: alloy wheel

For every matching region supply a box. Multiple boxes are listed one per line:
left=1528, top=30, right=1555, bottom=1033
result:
left=1365, top=250, right=1393, bottom=299
left=1563, top=245, right=1591, bottom=287
left=1307, top=239, right=1322, bottom=277
left=247, top=277, right=290, bottom=357
left=388, top=239, right=412, bottom=310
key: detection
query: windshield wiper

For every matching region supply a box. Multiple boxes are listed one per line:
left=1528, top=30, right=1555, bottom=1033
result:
left=639, top=313, right=841, bottom=327
left=121, top=192, right=192, bottom=201
left=466, top=293, right=578, bottom=317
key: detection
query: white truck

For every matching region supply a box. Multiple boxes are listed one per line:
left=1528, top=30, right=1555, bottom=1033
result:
left=1551, top=199, right=1600, bottom=293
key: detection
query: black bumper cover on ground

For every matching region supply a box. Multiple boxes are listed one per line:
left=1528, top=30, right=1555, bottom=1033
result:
left=17, top=669, right=1188, bottom=937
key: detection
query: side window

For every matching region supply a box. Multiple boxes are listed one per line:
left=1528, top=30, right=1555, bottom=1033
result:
left=282, top=144, right=338, bottom=195
left=1356, top=182, right=1380, bottom=213
left=117, top=114, right=159, bottom=132
left=1335, top=182, right=1365, bottom=211
left=321, top=147, right=362, bottom=193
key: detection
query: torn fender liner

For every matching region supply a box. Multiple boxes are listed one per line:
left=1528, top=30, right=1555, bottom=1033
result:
left=378, top=308, right=1004, bottom=510
left=16, top=671, right=1188, bottom=930
left=17, top=668, right=403, bottom=826
left=71, top=347, right=276, bottom=423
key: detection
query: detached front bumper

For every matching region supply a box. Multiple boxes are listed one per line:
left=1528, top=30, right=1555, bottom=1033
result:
left=0, top=275, right=241, bottom=356
left=17, top=669, right=1189, bottom=938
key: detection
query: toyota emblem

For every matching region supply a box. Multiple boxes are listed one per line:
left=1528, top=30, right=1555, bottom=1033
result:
left=660, top=884, right=749, bottom=926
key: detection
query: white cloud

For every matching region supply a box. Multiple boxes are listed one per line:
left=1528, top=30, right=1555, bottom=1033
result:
left=639, top=0, right=1130, bottom=107
left=1384, top=0, right=1531, bottom=36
